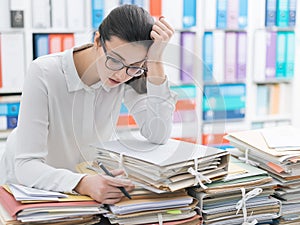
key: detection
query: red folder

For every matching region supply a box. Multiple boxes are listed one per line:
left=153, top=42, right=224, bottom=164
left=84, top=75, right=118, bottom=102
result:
left=0, top=187, right=100, bottom=219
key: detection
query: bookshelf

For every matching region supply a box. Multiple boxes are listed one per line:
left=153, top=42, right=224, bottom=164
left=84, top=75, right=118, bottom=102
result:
left=0, top=0, right=299, bottom=144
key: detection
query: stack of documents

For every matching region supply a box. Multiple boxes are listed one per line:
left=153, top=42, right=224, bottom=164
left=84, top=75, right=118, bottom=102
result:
left=76, top=161, right=202, bottom=225
left=189, top=157, right=281, bottom=225
left=225, top=126, right=300, bottom=224
left=91, top=138, right=230, bottom=193
left=224, top=126, right=300, bottom=180
left=0, top=184, right=106, bottom=224
left=104, top=188, right=201, bottom=225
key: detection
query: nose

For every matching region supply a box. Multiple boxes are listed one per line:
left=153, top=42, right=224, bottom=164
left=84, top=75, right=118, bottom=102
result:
left=113, top=68, right=128, bottom=81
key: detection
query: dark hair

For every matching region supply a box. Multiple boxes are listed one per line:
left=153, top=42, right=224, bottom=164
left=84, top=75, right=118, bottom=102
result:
left=98, top=5, right=154, bottom=94
left=99, top=4, right=154, bottom=48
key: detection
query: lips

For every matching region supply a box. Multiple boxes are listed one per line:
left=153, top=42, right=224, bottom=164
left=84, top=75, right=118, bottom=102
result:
left=108, top=78, right=121, bottom=85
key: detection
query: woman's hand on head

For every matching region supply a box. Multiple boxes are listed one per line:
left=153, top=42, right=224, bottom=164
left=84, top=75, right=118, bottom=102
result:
left=74, top=169, right=135, bottom=204
left=148, top=17, right=175, bottom=62
left=146, top=17, right=174, bottom=84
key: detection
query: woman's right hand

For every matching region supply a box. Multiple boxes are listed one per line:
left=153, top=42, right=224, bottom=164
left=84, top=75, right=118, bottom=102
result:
left=74, top=169, right=135, bottom=204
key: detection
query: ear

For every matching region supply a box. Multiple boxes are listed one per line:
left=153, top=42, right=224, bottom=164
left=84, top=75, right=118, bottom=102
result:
left=94, top=31, right=101, bottom=47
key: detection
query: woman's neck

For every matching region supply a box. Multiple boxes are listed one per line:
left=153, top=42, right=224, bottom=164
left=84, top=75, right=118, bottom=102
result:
left=73, top=45, right=101, bottom=86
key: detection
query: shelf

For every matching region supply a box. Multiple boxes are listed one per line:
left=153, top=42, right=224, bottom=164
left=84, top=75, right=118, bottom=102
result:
left=251, top=114, right=292, bottom=123
left=0, top=130, right=12, bottom=140
left=254, top=79, right=293, bottom=84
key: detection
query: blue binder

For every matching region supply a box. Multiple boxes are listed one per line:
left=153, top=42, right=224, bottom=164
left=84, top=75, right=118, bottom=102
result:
left=216, top=0, right=227, bottom=29
left=183, top=0, right=197, bottom=28
left=265, top=0, right=277, bottom=27
left=92, top=0, right=105, bottom=29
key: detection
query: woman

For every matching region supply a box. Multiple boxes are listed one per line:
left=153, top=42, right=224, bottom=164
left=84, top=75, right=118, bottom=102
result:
left=0, top=4, right=177, bottom=204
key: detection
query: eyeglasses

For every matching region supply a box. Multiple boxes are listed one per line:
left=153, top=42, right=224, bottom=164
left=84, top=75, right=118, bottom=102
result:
left=100, top=37, right=148, bottom=77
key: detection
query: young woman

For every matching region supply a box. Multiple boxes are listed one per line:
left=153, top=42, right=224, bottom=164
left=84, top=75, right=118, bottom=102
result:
left=0, top=4, right=177, bottom=204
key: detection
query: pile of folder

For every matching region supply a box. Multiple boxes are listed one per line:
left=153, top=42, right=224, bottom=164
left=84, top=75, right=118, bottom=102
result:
left=104, top=188, right=201, bottom=225
left=0, top=184, right=106, bottom=224
left=225, top=126, right=300, bottom=225
left=91, top=138, right=230, bottom=193
left=89, top=138, right=231, bottom=224
left=188, top=157, right=281, bottom=225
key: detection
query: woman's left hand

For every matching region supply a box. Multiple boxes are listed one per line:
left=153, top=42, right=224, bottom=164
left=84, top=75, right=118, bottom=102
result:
left=148, top=17, right=175, bottom=62
left=147, top=17, right=175, bottom=84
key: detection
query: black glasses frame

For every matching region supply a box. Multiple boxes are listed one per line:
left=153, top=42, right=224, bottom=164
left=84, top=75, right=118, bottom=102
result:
left=100, top=37, right=148, bottom=77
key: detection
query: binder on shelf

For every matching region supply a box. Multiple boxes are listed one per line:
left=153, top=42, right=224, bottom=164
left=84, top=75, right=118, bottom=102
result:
left=132, top=0, right=145, bottom=7
left=0, top=0, right=10, bottom=29
left=238, top=0, right=248, bottom=28
left=276, top=0, right=289, bottom=27
left=162, top=0, right=182, bottom=30
left=180, top=32, right=195, bottom=84
left=204, top=0, right=216, bottom=29
left=0, top=33, right=25, bottom=93
left=227, top=0, right=239, bottom=29
left=31, top=0, right=51, bottom=28
left=51, top=0, right=67, bottom=28
left=236, top=32, right=247, bottom=81
left=91, top=0, right=105, bottom=29
left=253, top=30, right=267, bottom=81
left=285, top=31, right=295, bottom=78
left=10, top=0, right=25, bottom=28
left=120, top=0, right=132, bottom=4
left=203, top=32, right=213, bottom=82
left=256, top=85, right=269, bottom=116
left=62, top=33, right=75, bottom=50
left=149, top=0, right=162, bottom=19
left=49, top=34, right=62, bottom=54
left=170, top=84, right=196, bottom=99
left=253, top=0, right=266, bottom=28
left=224, top=32, right=237, bottom=82
left=265, top=31, right=276, bottom=79
left=265, top=0, right=277, bottom=27
left=216, top=0, right=227, bottom=29
left=162, top=31, right=181, bottom=85
left=0, top=95, right=21, bottom=130
left=183, top=0, right=197, bottom=28
left=202, top=83, right=246, bottom=121
left=66, top=0, right=85, bottom=29
left=0, top=35, right=2, bottom=88
left=33, top=34, right=49, bottom=59
left=288, top=0, right=297, bottom=26
left=269, top=84, right=280, bottom=115
left=275, top=31, right=287, bottom=78
left=104, top=0, right=119, bottom=17
left=213, top=30, right=225, bottom=83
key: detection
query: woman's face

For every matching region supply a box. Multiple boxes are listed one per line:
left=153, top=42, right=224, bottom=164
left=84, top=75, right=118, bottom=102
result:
left=97, top=36, right=148, bottom=88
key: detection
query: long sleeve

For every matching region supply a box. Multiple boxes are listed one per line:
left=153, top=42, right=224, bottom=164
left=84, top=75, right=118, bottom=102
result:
left=123, top=79, right=177, bottom=144
left=14, top=61, right=85, bottom=193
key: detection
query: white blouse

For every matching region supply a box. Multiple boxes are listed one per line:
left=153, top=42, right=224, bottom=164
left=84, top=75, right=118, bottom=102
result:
left=0, top=46, right=177, bottom=193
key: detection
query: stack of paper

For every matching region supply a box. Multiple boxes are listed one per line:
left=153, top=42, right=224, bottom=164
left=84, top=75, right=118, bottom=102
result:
left=76, top=162, right=202, bottom=225
left=0, top=185, right=107, bottom=224
left=225, top=126, right=300, bottom=224
left=189, top=157, right=281, bottom=225
left=105, top=188, right=201, bottom=225
left=91, top=138, right=230, bottom=193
